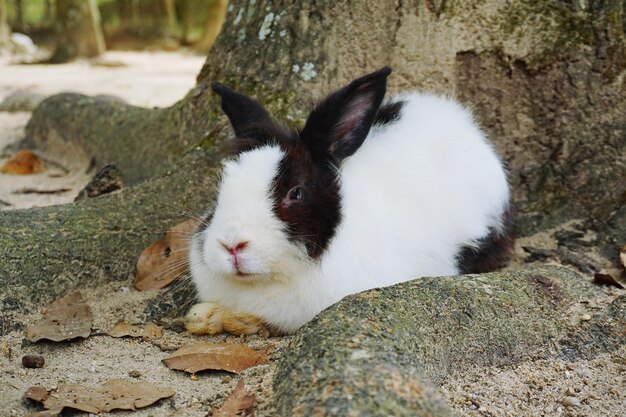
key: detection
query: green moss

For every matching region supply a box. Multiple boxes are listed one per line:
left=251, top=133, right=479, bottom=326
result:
left=493, top=0, right=596, bottom=67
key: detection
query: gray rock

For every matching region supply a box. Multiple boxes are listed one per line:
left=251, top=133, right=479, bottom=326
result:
left=0, top=91, right=46, bottom=112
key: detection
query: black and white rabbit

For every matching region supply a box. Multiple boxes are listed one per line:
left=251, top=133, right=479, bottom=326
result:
left=187, top=67, right=514, bottom=335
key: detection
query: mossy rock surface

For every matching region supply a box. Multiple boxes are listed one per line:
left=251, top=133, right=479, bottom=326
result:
left=274, top=267, right=607, bottom=416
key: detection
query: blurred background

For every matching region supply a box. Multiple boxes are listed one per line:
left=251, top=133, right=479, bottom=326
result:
left=1, top=0, right=228, bottom=58
left=0, top=0, right=228, bottom=210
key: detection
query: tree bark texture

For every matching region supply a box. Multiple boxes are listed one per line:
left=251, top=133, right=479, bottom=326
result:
left=3, top=0, right=625, bottom=336
left=50, top=0, right=106, bottom=63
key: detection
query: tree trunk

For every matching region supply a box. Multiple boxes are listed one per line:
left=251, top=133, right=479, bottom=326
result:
left=50, top=0, right=106, bottom=63
left=14, top=0, right=24, bottom=31
left=194, top=0, right=228, bottom=51
left=2, top=0, right=625, bottom=387
left=178, top=0, right=192, bottom=44
left=43, top=0, right=53, bottom=24
left=117, top=0, right=132, bottom=30
left=0, top=0, right=10, bottom=49
left=163, top=0, right=177, bottom=37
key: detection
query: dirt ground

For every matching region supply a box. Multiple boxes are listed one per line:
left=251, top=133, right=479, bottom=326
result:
left=0, top=51, right=624, bottom=416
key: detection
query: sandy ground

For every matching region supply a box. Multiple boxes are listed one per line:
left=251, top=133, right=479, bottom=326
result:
left=0, top=280, right=289, bottom=417
left=1, top=50, right=624, bottom=416
left=0, top=51, right=205, bottom=108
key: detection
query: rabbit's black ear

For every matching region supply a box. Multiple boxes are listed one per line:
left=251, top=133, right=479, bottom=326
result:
left=301, top=67, right=391, bottom=161
left=212, top=82, right=274, bottom=142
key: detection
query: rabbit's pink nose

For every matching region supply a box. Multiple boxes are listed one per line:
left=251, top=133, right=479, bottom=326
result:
left=220, top=241, right=248, bottom=255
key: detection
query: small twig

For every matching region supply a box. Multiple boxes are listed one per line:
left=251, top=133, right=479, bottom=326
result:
left=13, top=188, right=71, bottom=195
left=38, top=156, right=71, bottom=174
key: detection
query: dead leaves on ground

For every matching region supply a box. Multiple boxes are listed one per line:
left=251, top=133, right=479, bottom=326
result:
left=134, top=218, right=199, bottom=291
left=26, top=291, right=93, bottom=342
left=211, top=380, right=256, bottom=417
left=107, top=322, right=163, bottom=339
left=594, top=268, right=626, bottom=288
left=25, top=379, right=174, bottom=414
left=163, top=342, right=270, bottom=374
left=593, top=245, right=626, bottom=289
left=23, top=274, right=269, bottom=416
left=0, top=149, right=43, bottom=175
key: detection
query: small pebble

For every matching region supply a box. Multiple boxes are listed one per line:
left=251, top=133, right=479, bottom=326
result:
left=566, top=387, right=576, bottom=396
left=128, top=370, right=141, bottom=378
left=562, top=396, right=581, bottom=407
left=21, top=355, right=45, bottom=368
left=580, top=314, right=592, bottom=321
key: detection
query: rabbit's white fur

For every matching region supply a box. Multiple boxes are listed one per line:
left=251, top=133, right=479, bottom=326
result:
left=190, top=92, right=509, bottom=333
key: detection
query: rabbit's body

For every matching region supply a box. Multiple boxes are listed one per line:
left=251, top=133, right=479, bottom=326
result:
left=187, top=68, right=513, bottom=335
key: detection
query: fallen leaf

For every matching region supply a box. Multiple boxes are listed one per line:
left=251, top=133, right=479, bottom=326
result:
left=620, top=245, right=626, bottom=269
left=211, top=380, right=255, bottom=417
left=25, top=386, right=49, bottom=402
left=26, top=291, right=93, bottom=342
left=107, top=322, right=163, bottom=338
left=134, top=218, right=199, bottom=291
left=24, top=379, right=174, bottom=413
left=594, top=268, right=626, bottom=289
left=162, top=342, right=269, bottom=374
left=0, top=149, right=43, bottom=174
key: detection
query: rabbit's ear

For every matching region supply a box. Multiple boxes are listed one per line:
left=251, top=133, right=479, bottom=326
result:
left=301, top=67, right=391, bottom=161
left=212, top=82, right=274, bottom=142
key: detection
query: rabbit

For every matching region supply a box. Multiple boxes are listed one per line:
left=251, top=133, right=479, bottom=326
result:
left=186, top=67, right=514, bottom=335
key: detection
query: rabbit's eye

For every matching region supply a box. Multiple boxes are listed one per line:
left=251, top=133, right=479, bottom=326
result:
left=288, top=186, right=303, bottom=201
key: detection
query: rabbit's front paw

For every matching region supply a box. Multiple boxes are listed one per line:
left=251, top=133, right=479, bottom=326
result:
left=185, top=302, right=265, bottom=335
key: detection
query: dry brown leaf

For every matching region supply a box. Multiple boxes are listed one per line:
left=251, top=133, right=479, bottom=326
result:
left=26, top=291, right=93, bottom=342
left=620, top=245, right=626, bottom=269
left=24, top=379, right=175, bottom=413
left=593, top=268, right=626, bottom=289
left=134, top=218, right=199, bottom=291
left=107, top=322, right=163, bottom=338
left=162, top=342, right=269, bottom=374
left=25, top=386, right=49, bottom=402
left=0, top=149, right=44, bottom=174
left=211, top=380, right=256, bottom=417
